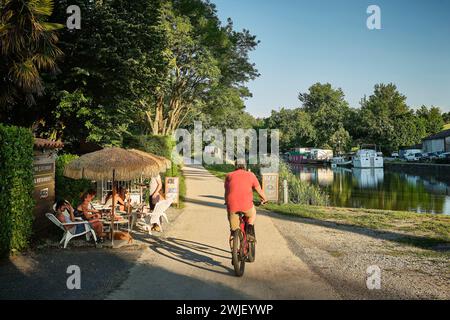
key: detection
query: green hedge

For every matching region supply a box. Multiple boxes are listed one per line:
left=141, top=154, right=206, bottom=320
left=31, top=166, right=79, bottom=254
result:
left=55, top=154, right=91, bottom=206
left=0, top=124, right=35, bottom=256
left=124, top=134, right=174, bottom=159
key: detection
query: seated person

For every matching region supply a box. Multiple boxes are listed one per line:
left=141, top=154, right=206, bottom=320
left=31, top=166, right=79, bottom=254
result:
left=55, top=200, right=85, bottom=235
left=104, top=186, right=130, bottom=212
left=76, top=191, right=106, bottom=239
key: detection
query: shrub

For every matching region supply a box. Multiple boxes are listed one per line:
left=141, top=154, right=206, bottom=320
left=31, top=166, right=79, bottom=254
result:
left=55, top=154, right=91, bottom=206
left=124, top=134, right=174, bottom=159
left=0, top=124, right=35, bottom=256
left=278, top=161, right=328, bottom=206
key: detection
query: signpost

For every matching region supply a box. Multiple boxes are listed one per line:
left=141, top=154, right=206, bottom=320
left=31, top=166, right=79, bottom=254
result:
left=165, top=177, right=180, bottom=207
left=262, top=173, right=279, bottom=202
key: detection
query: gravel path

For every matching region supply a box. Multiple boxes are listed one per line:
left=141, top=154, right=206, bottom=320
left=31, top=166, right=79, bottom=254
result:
left=265, top=210, right=450, bottom=299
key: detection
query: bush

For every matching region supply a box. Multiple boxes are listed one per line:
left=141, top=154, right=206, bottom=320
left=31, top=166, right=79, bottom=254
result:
left=0, top=124, right=35, bottom=256
left=55, top=154, right=91, bottom=206
left=124, top=134, right=174, bottom=159
left=278, top=161, right=329, bottom=206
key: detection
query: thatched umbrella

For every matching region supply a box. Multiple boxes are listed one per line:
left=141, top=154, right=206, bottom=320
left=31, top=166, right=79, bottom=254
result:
left=64, top=147, right=162, bottom=246
left=129, top=149, right=171, bottom=172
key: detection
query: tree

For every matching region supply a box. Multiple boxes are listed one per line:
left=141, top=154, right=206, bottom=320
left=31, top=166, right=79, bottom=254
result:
left=443, top=112, right=450, bottom=124
left=359, top=83, right=419, bottom=152
left=416, top=105, right=444, bottom=135
left=298, top=83, right=350, bottom=147
left=140, top=0, right=259, bottom=135
left=37, top=0, right=167, bottom=147
left=0, top=0, right=63, bottom=123
left=265, top=108, right=316, bottom=151
left=329, top=127, right=351, bottom=154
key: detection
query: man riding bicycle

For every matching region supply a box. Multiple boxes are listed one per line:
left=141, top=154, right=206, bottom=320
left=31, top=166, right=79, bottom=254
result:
left=224, top=161, right=268, bottom=243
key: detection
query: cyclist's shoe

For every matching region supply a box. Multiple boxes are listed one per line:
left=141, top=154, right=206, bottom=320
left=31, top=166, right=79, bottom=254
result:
left=246, top=224, right=256, bottom=242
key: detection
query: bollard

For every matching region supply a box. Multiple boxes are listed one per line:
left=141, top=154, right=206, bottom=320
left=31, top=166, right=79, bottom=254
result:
left=283, top=179, right=288, bottom=204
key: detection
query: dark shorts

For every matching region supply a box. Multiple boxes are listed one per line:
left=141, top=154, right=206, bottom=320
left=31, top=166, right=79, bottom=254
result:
left=150, top=194, right=160, bottom=210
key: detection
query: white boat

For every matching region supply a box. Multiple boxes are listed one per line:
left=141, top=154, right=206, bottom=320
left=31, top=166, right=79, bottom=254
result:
left=331, top=156, right=352, bottom=167
left=352, top=149, right=384, bottom=168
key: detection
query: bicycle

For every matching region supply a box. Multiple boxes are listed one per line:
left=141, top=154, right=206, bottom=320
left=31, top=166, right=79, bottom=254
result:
left=230, top=201, right=265, bottom=277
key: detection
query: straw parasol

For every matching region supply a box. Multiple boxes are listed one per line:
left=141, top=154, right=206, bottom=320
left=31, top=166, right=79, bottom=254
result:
left=63, top=147, right=164, bottom=246
left=128, top=149, right=171, bottom=172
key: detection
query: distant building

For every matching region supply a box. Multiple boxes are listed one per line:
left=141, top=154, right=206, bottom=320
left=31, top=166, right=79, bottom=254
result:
left=422, top=129, right=450, bottom=153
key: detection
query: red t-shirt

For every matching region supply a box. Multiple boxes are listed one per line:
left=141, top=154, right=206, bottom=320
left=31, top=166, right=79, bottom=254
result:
left=225, top=169, right=261, bottom=212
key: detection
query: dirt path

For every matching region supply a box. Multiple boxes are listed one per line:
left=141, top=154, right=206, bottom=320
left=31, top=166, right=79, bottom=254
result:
left=108, top=165, right=340, bottom=299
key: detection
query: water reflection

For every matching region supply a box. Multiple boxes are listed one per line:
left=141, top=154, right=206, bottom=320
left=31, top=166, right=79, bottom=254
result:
left=290, top=165, right=449, bottom=214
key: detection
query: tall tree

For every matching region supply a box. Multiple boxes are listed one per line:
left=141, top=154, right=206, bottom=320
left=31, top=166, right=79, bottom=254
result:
left=298, top=83, right=350, bottom=148
left=416, top=105, right=444, bottom=135
left=265, top=108, right=316, bottom=151
left=360, top=83, right=419, bottom=152
left=0, top=0, right=62, bottom=123
left=140, top=0, right=259, bottom=135
left=38, top=0, right=167, bottom=147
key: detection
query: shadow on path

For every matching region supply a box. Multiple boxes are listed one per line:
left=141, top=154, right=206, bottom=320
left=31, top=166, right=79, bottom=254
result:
left=144, top=236, right=234, bottom=276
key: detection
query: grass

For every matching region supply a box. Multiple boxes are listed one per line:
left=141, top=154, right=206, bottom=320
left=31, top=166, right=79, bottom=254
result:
left=443, top=123, right=450, bottom=130
left=264, top=203, right=450, bottom=249
left=203, top=163, right=235, bottom=180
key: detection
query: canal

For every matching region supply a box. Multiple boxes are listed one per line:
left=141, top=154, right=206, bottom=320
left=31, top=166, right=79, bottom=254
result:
left=290, top=165, right=450, bottom=214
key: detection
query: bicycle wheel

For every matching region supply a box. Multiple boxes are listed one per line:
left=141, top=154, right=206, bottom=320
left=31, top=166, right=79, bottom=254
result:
left=247, top=241, right=256, bottom=263
left=231, top=229, right=245, bottom=277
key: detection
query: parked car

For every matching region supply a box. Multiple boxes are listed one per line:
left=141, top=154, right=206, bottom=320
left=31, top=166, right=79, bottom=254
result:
left=426, top=152, right=440, bottom=161
left=391, top=152, right=399, bottom=158
left=438, top=152, right=450, bottom=159
left=405, top=153, right=421, bottom=162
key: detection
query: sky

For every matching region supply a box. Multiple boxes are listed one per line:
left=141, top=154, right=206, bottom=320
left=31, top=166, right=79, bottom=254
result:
left=212, top=0, right=450, bottom=117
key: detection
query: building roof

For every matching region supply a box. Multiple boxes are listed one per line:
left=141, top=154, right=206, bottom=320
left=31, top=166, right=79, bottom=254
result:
left=34, top=138, right=64, bottom=149
left=423, top=129, right=450, bottom=141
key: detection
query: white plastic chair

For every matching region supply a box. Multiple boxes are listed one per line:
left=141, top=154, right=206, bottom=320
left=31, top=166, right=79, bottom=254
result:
left=46, top=213, right=97, bottom=248
left=146, top=198, right=173, bottom=233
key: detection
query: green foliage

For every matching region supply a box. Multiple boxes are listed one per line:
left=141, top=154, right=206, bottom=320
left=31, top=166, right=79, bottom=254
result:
left=36, top=0, right=167, bottom=145
left=55, top=154, right=91, bottom=206
left=124, top=134, right=174, bottom=159
left=278, top=162, right=328, bottom=206
left=298, top=83, right=350, bottom=148
left=0, top=0, right=63, bottom=117
left=416, top=106, right=445, bottom=136
left=359, top=83, right=425, bottom=153
left=0, top=124, right=35, bottom=256
left=265, top=108, right=316, bottom=151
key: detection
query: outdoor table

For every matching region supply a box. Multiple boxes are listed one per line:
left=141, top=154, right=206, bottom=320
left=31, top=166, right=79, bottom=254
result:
left=101, top=217, right=129, bottom=233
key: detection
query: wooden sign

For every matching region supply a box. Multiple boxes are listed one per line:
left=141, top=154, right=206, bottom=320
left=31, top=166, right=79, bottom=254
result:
left=262, top=173, right=279, bottom=202
left=165, top=177, right=180, bottom=206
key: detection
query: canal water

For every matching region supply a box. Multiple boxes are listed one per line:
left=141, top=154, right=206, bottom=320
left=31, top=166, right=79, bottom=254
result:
left=290, top=165, right=450, bottom=214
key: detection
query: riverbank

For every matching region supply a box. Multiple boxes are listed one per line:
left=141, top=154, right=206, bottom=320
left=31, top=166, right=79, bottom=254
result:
left=264, top=204, right=450, bottom=250
left=205, top=164, right=449, bottom=248
left=384, top=161, right=450, bottom=181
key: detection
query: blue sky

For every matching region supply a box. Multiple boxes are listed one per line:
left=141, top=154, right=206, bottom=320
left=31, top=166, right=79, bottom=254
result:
left=212, top=0, right=450, bottom=117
